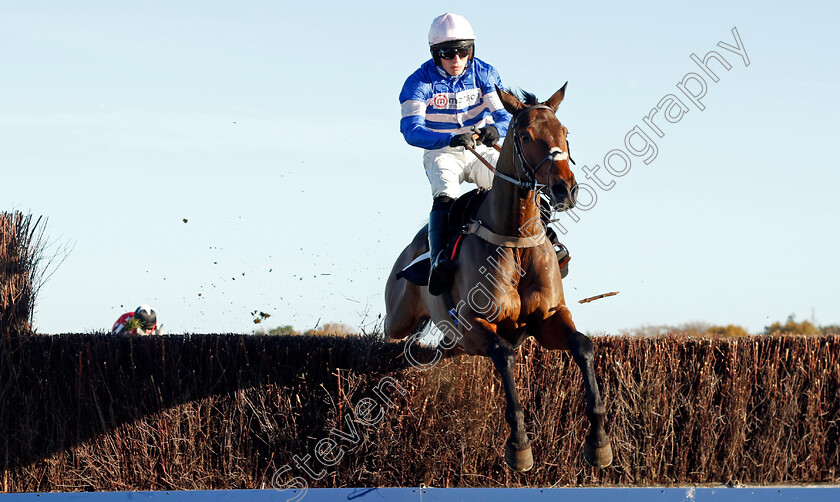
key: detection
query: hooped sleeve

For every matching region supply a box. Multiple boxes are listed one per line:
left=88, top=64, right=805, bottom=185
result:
left=399, top=72, right=453, bottom=150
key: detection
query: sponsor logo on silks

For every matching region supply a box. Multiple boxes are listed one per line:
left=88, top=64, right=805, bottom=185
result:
left=432, top=89, right=482, bottom=109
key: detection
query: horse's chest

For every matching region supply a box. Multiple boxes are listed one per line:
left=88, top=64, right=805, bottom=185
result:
left=517, top=290, right=556, bottom=319
left=517, top=266, right=563, bottom=317
left=468, top=246, right=562, bottom=322
left=490, top=283, right=560, bottom=325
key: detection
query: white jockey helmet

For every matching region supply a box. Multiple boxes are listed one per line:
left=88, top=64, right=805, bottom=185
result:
left=428, top=13, right=475, bottom=68
left=428, top=13, right=475, bottom=46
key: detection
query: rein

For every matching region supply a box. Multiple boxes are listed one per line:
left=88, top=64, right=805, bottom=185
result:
left=464, top=142, right=545, bottom=192
left=464, top=143, right=529, bottom=189
left=465, top=105, right=571, bottom=196
left=459, top=104, right=573, bottom=249
left=459, top=144, right=548, bottom=248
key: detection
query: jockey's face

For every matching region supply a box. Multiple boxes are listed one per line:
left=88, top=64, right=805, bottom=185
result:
left=441, top=51, right=469, bottom=76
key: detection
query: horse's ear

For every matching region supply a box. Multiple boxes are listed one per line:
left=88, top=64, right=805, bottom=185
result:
left=545, top=82, right=568, bottom=112
left=496, top=86, right=526, bottom=114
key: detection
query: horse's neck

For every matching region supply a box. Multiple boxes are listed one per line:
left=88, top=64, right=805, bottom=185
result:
left=480, top=142, right=542, bottom=237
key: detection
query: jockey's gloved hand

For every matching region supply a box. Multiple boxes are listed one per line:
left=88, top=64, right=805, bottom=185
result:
left=475, top=125, right=500, bottom=146
left=449, top=133, right=476, bottom=149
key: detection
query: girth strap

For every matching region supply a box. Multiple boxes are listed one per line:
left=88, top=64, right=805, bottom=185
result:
left=464, top=220, right=546, bottom=248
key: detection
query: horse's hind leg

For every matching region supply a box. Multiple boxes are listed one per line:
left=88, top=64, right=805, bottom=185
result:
left=489, top=339, right=533, bottom=472
left=568, top=330, right=613, bottom=468
left=384, top=267, right=427, bottom=341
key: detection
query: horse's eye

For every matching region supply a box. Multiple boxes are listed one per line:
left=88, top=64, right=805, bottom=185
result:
left=520, top=133, right=532, bottom=144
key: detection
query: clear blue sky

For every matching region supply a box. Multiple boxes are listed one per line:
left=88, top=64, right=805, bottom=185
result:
left=2, top=1, right=838, bottom=335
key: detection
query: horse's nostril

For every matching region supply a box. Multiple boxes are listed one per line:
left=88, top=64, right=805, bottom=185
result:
left=552, top=183, right=567, bottom=202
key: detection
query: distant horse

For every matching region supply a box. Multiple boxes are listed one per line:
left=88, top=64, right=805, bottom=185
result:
left=385, top=84, right=612, bottom=471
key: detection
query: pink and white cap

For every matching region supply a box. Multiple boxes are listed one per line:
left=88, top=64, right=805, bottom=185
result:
left=428, top=13, right=475, bottom=46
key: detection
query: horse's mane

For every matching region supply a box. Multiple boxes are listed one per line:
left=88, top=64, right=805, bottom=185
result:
left=507, top=88, right=540, bottom=106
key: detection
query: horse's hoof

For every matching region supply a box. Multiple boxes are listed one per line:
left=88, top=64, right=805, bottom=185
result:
left=504, top=443, right=534, bottom=472
left=583, top=441, right=613, bottom=468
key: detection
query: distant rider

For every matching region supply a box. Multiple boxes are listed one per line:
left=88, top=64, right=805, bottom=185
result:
left=111, top=305, right=162, bottom=335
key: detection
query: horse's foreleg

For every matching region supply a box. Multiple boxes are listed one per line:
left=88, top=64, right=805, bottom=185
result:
left=489, top=339, right=533, bottom=472
left=568, top=329, right=613, bottom=468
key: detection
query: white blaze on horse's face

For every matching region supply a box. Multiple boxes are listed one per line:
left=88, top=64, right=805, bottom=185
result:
left=547, top=124, right=578, bottom=211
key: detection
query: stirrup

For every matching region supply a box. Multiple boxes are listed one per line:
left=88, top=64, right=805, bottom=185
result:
left=545, top=226, right=570, bottom=279
left=555, top=243, right=570, bottom=279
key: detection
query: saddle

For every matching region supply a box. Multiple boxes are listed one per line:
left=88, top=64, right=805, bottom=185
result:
left=395, top=189, right=490, bottom=286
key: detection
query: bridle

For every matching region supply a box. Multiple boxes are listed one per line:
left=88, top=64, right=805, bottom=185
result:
left=502, top=104, right=573, bottom=202
left=459, top=104, right=575, bottom=246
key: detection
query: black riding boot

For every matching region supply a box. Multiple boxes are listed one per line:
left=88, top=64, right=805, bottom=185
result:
left=428, top=196, right=454, bottom=296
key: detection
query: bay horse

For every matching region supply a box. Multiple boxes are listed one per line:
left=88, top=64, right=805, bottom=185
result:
left=384, top=84, right=613, bottom=471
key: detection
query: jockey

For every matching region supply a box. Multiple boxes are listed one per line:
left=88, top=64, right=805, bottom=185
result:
left=111, top=304, right=162, bottom=335
left=399, top=13, right=512, bottom=295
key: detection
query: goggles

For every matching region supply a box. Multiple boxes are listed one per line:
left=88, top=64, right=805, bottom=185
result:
left=436, top=47, right=471, bottom=60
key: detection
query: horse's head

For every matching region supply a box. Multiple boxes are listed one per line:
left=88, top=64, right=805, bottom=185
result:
left=497, top=83, right=577, bottom=211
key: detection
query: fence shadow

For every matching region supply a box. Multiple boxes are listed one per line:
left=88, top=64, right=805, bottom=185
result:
left=0, top=332, right=419, bottom=471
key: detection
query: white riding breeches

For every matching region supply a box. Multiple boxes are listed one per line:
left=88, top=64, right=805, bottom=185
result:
left=423, top=144, right=499, bottom=199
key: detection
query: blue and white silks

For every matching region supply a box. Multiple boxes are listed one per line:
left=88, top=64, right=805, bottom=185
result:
left=399, top=58, right=512, bottom=151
